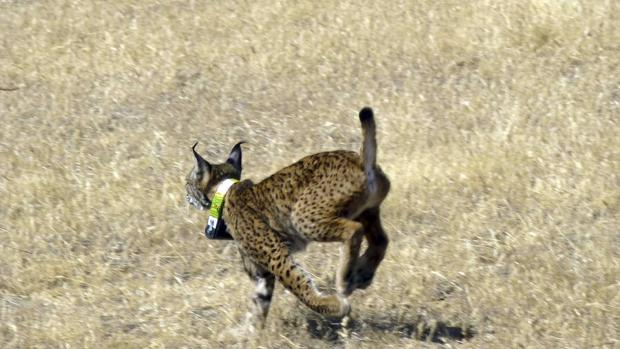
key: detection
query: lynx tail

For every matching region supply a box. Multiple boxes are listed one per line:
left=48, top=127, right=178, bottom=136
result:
left=359, top=107, right=377, bottom=190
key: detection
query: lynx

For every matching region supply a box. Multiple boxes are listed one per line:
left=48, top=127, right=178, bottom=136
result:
left=185, top=107, right=390, bottom=328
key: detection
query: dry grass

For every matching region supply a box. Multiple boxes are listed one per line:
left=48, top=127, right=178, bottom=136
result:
left=1, top=0, right=619, bottom=348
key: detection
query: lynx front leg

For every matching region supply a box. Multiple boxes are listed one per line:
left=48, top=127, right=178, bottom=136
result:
left=240, top=232, right=350, bottom=318
left=234, top=208, right=351, bottom=319
left=252, top=275, right=275, bottom=324
left=240, top=251, right=275, bottom=329
left=269, top=245, right=350, bottom=319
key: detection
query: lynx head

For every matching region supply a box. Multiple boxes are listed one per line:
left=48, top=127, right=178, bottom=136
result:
left=185, top=141, right=244, bottom=210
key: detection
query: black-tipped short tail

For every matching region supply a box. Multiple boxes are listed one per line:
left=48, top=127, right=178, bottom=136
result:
left=359, top=107, right=377, bottom=188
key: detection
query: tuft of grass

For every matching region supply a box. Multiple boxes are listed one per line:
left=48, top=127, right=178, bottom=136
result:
left=1, top=0, right=618, bottom=348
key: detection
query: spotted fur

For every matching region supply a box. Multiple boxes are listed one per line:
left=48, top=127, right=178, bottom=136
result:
left=186, top=107, right=390, bottom=327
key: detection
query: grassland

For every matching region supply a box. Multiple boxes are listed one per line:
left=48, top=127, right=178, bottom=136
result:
left=1, top=0, right=618, bottom=348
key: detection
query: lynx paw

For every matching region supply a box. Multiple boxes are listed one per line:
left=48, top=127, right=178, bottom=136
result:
left=341, top=268, right=376, bottom=295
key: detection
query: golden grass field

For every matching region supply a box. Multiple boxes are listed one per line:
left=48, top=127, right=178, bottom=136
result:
left=1, top=0, right=619, bottom=348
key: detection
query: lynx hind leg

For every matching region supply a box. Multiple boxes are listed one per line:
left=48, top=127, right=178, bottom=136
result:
left=291, top=212, right=365, bottom=296
left=293, top=218, right=362, bottom=335
left=334, top=220, right=365, bottom=296
left=348, top=208, right=388, bottom=293
left=240, top=250, right=275, bottom=329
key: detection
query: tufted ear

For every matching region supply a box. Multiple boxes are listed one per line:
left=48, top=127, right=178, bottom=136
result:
left=192, top=142, right=211, bottom=177
left=226, top=141, right=245, bottom=174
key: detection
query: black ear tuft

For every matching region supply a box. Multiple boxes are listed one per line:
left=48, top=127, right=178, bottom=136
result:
left=192, top=141, right=211, bottom=175
left=227, top=141, right=246, bottom=174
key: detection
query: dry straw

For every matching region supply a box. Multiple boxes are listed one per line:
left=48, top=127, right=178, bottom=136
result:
left=1, top=1, right=618, bottom=348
